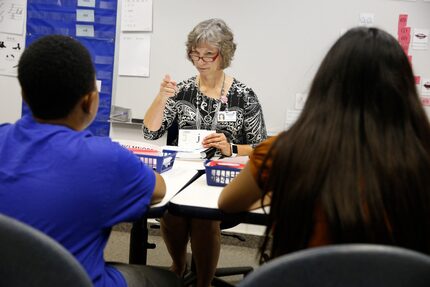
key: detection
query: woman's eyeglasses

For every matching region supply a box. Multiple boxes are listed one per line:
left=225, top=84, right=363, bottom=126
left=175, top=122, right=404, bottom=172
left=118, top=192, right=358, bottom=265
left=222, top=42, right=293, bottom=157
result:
left=188, top=51, right=219, bottom=62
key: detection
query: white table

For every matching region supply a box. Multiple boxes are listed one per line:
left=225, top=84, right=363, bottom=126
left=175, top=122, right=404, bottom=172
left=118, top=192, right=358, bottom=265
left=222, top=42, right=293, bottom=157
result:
left=168, top=175, right=268, bottom=225
left=150, top=159, right=203, bottom=210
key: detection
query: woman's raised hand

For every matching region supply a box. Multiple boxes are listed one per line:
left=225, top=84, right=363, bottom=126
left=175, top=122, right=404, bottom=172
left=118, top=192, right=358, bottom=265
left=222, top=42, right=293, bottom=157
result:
left=158, top=74, right=178, bottom=100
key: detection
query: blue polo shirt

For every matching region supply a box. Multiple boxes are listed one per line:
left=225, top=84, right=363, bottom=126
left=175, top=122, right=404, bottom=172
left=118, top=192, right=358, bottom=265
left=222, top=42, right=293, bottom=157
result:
left=0, top=115, right=156, bottom=287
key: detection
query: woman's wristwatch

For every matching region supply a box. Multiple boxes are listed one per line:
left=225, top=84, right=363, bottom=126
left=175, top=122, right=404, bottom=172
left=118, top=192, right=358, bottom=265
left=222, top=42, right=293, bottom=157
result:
left=230, top=143, right=238, bottom=157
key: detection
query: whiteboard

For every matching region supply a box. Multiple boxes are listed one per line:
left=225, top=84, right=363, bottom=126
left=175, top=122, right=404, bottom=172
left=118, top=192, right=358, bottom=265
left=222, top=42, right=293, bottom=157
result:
left=112, top=0, right=430, bottom=135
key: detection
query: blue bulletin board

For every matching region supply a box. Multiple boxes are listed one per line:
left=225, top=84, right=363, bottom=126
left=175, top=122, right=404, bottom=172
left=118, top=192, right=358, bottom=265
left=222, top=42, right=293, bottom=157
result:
left=23, top=0, right=117, bottom=136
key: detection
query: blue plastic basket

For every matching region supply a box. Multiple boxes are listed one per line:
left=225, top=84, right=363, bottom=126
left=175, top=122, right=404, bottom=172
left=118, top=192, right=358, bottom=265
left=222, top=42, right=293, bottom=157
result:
left=135, top=151, right=177, bottom=173
left=205, top=161, right=242, bottom=186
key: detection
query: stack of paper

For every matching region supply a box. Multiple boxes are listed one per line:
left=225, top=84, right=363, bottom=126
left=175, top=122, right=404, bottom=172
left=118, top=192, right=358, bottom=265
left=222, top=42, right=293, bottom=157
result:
left=162, top=145, right=205, bottom=160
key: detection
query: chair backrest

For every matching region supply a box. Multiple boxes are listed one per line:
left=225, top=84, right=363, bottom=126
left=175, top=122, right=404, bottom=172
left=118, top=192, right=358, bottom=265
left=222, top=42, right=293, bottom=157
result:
left=237, top=244, right=430, bottom=287
left=0, top=213, right=93, bottom=287
left=166, top=118, right=179, bottom=146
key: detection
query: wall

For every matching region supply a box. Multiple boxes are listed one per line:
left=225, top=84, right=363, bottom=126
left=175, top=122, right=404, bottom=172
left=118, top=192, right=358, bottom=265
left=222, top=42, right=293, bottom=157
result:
left=0, top=76, right=22, bottom=124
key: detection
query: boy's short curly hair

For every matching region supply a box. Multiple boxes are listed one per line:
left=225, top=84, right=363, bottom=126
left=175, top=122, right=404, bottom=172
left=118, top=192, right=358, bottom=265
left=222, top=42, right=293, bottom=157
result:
left=18, top=35, right=96, bottom=120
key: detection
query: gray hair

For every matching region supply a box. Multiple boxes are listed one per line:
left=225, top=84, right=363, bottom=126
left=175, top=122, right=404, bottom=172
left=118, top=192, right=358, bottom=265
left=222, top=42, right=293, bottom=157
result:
left=186, top=19, right=237, bottom=69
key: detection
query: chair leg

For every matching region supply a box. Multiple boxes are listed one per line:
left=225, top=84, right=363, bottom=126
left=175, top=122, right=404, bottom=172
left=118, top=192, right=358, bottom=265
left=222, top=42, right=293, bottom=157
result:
left=129, top=218, right=148, bottom=265
left=129, top=218, right=157, bottom=265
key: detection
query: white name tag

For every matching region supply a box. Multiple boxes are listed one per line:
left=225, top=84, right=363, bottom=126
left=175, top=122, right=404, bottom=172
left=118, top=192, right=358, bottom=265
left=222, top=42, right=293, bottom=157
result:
left=76, top=25, right=94, bottom=37
left=76, top=9, right=95, bottom=22
left=78, top=0, right=96, bottom=8
left=178, top=129, right=215, bottom=150
left=218, top=111, right=237, bottom=122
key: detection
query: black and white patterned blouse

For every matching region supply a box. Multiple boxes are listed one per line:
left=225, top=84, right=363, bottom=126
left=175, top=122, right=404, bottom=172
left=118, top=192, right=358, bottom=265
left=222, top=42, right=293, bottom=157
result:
left=143, top=76, right=267, bottom=146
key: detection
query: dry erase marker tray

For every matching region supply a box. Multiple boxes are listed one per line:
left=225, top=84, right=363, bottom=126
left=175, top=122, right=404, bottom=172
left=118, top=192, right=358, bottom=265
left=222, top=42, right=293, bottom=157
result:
left=204, top=160, right=245, bottom=187
left=134, top=150, right=177, bottom=173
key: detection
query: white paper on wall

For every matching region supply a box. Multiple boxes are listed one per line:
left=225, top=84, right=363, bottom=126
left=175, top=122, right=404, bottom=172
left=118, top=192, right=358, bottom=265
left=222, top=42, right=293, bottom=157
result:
left=358, top=13, right=375, bottom=27
left=118, top=33, right=151, bottom=77
left=121, top=0, right=153, bottom=32
left=412, top=28, right=429, bottom=50
left=295, top=93, right=308, bottom=110
left=421, top=78, right=430, bottom=97
left=0, top=32, right=24, bottom=76
left=0, top=0, right=25, bottom=35
left=285, top=109, right=301, bottom=129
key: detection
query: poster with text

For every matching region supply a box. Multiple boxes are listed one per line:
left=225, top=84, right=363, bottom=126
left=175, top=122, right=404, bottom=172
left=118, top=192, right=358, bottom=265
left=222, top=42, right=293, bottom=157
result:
left=0, top=33, right=24, bottom=76
left=0, top=0, right=25, bottom=35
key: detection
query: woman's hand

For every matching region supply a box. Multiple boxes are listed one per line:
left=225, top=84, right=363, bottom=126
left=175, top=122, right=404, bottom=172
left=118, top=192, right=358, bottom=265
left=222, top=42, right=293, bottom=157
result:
left=202, top=132, right=232, bottom=156
left=158, top=74, right=178, bottom=100
left=144, top=74, right=177, bottom=131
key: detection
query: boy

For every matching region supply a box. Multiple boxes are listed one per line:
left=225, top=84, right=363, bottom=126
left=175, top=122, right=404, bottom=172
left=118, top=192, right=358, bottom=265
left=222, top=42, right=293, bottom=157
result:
left=0, top=35, right=180, bottom=287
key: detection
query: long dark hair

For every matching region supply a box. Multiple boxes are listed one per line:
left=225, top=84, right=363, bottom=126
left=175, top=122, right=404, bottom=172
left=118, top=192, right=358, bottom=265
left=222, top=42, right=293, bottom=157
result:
left=260, top=27, right=430, bottom=260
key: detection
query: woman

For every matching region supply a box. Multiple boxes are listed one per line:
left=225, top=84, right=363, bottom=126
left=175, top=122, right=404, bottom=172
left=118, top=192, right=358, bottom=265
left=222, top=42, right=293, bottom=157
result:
left=143, top=19, right=267, bottom=287
left=219, top=27, right=430, bottom=262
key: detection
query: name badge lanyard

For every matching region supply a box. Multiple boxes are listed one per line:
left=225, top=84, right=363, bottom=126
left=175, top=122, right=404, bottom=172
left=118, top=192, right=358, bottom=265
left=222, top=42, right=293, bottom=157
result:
left=195, top=74, right=226, bottom=131
left=196, top=95, right=221, bottom=131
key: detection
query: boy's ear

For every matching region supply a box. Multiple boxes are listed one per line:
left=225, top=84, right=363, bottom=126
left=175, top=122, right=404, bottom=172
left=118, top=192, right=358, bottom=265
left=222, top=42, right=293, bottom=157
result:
left=81, top=94, right=91, bottom=114
left=81, top=91, right=97, bottom=114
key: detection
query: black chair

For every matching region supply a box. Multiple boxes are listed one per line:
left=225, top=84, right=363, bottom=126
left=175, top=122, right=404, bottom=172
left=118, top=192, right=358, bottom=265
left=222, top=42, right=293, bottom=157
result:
left=237, top=244, right=430, bottom=287
left=0, top=213, right=93, bottom=287
left=166, top=118, right=179, bottom=146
